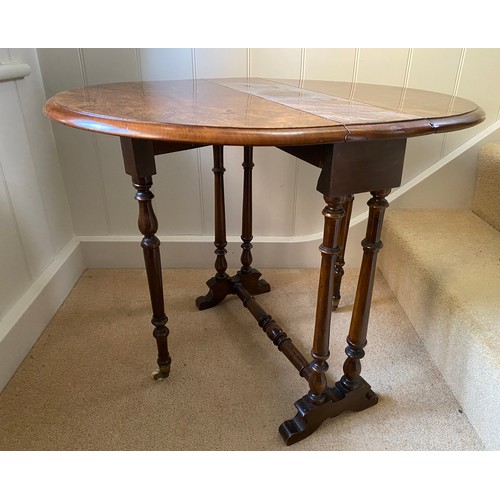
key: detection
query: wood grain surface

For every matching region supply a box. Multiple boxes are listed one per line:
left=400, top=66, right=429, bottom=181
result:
left=44, top=78, right=485, bottom=145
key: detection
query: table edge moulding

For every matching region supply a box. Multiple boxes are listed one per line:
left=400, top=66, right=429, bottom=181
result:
left=44, top=77, right=485, bottom=446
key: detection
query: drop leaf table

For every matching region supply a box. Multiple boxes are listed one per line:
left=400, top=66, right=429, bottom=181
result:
left=45, top=78, right=484, bottom=445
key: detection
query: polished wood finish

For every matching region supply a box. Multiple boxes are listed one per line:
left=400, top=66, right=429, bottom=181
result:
left=237, top=146, right=270, bottom=294
left=341, top=189, right=391, bottom=391
left=308, top=196, right=346, bottom=404
left=240, top=146, right=254, bottom=275
left=196, top=146, right=231, bottom=310
left=212, top=145, right=228, bottom=280
left=316, top=139, right=406, bottom=198
left=233, top=280, right=309, bottom=375
left=279, top=377, right=378, bottom=445
left=45, top=79, right=485, bottom=446
left=44, top=78, right=485, bottom=146
left=278, top=190, right=390, bottom=444
left=196, top=146, right=270, bottom=311
left=121, top=137, right=171, bottom=379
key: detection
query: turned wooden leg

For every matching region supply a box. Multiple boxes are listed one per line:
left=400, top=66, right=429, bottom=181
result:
left=306, top=196, right=346, bottom=403
left=340, top=188, right=391, bottom=391
left=237, top=146, right=270, bottom=295
left=240, top=146, right=254, bottom=275
left=196, top=145, right=232, bottom=310
left=121, top=138, right=171, bottom=379
left=212, top=145, right=228, bottom=280
left=279, top=193, right=383, bottom=446
left=132, top=176, right=171, bottom=379
left=332, top=194, right=354, bottom=311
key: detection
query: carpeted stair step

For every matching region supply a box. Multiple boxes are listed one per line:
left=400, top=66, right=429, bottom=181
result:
left=472, top=141, right=500, bottom=231
left=378, top=142, right=500, bottom=450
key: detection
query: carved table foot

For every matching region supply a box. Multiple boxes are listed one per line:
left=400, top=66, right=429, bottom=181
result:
left=195, top=275, right=233, bottom=311
left=196, top=268, right=271, bottom=311
left=237, top=268, right=271, bottom=296
left=279, top=377, right=378, bottom=445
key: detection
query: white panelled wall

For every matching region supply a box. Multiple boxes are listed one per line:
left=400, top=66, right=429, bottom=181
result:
left=1, top=48, right=500, bottom=391
left=0, top=48, right=82, bottom=390
left=36, top=48, right=500, bottom=259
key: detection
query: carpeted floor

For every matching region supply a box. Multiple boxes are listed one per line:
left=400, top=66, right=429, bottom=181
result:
left=0, top=268, right=483, bottom=450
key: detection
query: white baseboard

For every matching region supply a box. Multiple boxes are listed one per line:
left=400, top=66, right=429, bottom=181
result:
left=79, top=225, right=366, bottom=270
left=0, top=238, right=85, bottom=392
left=0, top=226, right=367, bottom=394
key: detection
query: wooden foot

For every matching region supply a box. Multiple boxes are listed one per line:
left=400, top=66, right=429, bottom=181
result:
left=195, top=268, right=270, bottom=311
left=237, top=268, right=270, bottom=296
left=195, top=276, right=233, bottom=310
left=279, top=378, right=378, bottom=445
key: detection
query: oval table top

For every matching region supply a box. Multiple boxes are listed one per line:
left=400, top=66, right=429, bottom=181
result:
left=44, top=78, right=485, bottom=146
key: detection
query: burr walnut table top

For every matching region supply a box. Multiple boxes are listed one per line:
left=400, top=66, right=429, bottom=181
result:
left=44, top=78, right=485, bottom=146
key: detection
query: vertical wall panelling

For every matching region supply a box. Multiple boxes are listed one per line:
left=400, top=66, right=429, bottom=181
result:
left=303, top=48, right=357, bottom=81
left=407, top=48, right=463, bottom=93
left=356, top=48, right=411, bottom=86
left=195, top=49, right=249, bottom=245
left=0, top=159, right=32, bottom=316
left=37, top=48, right=108, bottom=236
left=0, top=79, right=55, bottom=279
left=0, top=48, right=83, bottom=392
left=37, top=48, right=84, bottom=97
left=400, top=48, right=465, bottom=184
left=48, top=125, right=109, bottom=235
left=80, top=48, right=142, bottom=236
left=249, top=48, right=303, bottom=79
left=251, top=147, right=296, bottom=237
left=194, top=48, right=248, bottom=78
left=138, top=48, right=194, bottom=81
left=33, top=48, right=500, bottom=268
left=153, top=149, right=205, bottom=236
left=401, top=136, right=445, bottom=185
left=79, top=48, right=140, bottom=85
left=10, top=48, right=73, bottom=254
left=0, top=47, right=74, bottom=317
left=249, top=48, right=303, bottom=238
left=92, top=135, right=138, bottom=235
left=444, top=48, right=500, bottom=154
left=293, top=160, right=324, bottom=236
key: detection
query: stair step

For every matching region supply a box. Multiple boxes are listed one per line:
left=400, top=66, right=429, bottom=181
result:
left=472, top=141, right=500, bottom=231
left=378, top=208, right=500, bottom=450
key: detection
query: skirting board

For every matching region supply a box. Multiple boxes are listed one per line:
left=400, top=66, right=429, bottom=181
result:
left=79, top=223, right=367, bottom=270
left=0, top=239, right=85, bottom=392
left=0, top=225, right=367, bottom=393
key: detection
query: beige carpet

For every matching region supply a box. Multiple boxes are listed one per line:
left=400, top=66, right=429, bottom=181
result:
left=0, top=268, right=483, bottom=450
left=379, top=208, right=500, bottom=450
